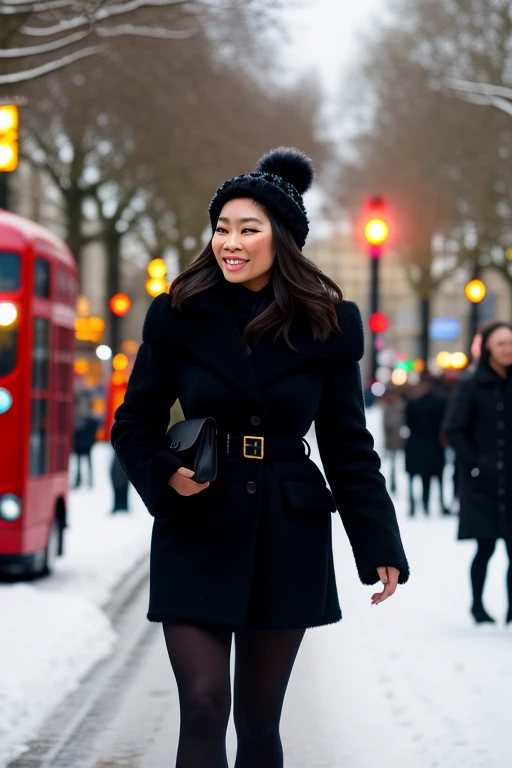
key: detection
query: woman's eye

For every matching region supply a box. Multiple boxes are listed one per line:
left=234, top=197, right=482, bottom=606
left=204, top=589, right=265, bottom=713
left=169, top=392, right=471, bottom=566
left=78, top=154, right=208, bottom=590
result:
left=242, top=228, right=258, bottom=234
left=215, top=227, right=228, bottom=234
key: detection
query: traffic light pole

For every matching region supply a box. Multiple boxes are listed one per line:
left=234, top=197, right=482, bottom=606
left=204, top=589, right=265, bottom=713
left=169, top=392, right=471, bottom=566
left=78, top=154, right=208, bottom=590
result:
left=0, top=172, right=9, bottom=210
left=369, top=254, right=379, bottom=381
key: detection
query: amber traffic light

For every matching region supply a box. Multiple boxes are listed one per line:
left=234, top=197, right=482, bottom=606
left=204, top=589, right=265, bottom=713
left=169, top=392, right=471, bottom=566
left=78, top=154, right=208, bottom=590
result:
left=465, top=279, right=486, bottom=303
left=0, top=104, right=19, bottom=172
left=365, top=218, right=389, bottom=247
left=145, top=259, right=168, bottom=297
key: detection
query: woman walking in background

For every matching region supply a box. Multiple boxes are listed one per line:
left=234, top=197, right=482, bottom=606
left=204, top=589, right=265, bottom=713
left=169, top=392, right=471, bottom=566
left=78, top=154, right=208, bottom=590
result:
left=112, top=148, right=409, bottom=767
left=444, top=322, right=512, bottom=624
left=405, top=374, right=450, bottom=516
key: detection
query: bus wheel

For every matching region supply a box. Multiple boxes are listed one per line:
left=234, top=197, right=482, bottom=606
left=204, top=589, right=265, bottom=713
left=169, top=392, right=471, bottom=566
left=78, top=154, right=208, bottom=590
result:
left=43, top=519, right=61, bottom=576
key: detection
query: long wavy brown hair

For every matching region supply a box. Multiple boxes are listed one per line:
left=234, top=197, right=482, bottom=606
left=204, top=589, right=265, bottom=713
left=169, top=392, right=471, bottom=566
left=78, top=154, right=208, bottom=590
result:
left=170, top=206, right=343, bottom=349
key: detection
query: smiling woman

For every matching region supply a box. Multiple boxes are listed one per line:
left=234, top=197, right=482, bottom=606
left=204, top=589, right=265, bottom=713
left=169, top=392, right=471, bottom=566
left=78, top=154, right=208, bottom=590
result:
left=212, top=199, right=275, bottom=292
left=112, top=147, right=409, bottom=768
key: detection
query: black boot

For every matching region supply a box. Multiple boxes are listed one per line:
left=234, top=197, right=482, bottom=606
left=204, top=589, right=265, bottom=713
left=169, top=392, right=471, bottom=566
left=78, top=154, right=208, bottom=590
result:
left=471, top=604, right=496, bottom=624
left=506, top=608, right=512, bottom=625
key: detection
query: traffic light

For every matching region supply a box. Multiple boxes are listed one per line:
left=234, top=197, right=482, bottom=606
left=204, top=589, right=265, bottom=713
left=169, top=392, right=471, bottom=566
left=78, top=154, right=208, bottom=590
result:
left=146, top=258, right=167, bottom=297
left=465, top=279, right=486, bottom=303
left=109, top=293, right=131, bottom=316
left=363, top=196, right=389, bottom=258
left=0, top=104, right=19, bottom=172
left=369, top=312, right=388, bottom=334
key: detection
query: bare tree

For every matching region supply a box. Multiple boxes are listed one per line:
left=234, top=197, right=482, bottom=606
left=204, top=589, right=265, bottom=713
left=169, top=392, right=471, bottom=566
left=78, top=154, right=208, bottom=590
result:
left=335, top=0, right=512, bottom=357
left=0, top=0, right=284, bottom=87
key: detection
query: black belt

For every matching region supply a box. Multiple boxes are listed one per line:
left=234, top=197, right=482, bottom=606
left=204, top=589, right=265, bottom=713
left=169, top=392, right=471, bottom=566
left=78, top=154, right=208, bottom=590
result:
left=223, top=434, right=311, bottom=460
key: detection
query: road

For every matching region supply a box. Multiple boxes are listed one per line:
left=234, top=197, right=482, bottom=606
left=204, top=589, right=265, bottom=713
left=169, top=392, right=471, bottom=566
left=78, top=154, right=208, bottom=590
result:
left=10, top=414, right=512, bottom=767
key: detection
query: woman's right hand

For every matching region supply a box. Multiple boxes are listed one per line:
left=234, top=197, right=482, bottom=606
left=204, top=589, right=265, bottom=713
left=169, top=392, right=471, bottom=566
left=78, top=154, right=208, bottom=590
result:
left=168, top=467, right=210, bottom=496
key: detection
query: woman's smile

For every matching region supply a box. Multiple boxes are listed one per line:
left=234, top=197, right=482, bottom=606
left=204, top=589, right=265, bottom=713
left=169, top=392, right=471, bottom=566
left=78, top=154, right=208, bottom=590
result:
left=223, top=257, right=249, bottom=272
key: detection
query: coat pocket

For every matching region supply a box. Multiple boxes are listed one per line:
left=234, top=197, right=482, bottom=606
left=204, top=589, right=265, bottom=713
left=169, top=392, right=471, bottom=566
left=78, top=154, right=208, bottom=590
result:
left=282, top=480, right=336, bottom=513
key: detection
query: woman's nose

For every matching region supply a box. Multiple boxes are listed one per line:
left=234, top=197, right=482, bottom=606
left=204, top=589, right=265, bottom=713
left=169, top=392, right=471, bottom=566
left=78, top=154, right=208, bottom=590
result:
left=224, top=234, right=241, bottom=250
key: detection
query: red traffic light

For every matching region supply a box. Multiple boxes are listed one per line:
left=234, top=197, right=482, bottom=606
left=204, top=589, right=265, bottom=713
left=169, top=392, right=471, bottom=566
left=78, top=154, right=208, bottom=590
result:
left=369, top=312, right=388, bottom=334
left=109, top=293, right=131, bottom=317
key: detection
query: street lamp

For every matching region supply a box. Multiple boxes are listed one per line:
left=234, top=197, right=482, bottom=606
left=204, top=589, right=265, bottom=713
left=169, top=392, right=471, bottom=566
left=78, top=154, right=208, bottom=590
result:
left=364, top=196, right=389, bottom=380
left=464, top=278, right=486, bottom=356
left=146, top=258, right=168, bottom=297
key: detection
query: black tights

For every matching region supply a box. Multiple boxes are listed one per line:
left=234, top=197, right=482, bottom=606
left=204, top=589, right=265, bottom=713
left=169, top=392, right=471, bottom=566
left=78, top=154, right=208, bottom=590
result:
left=163, top=623, right=305, bottom=768
left=471, top=539, right=512, bottom=612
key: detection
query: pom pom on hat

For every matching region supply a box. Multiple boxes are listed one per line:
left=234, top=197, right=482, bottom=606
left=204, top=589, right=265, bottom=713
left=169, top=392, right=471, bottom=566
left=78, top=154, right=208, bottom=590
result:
left=256, top=147, right=314, bottom=195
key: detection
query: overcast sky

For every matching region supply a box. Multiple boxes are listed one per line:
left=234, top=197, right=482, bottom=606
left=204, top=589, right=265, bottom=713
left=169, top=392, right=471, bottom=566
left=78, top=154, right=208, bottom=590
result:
left=281, top=0, right=387, bottom=96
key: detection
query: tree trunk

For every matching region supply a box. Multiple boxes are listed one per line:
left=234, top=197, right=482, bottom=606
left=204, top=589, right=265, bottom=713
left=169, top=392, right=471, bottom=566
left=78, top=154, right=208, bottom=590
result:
left=105, top=231, right=123, bottom=354
left=418, top=297, right=430, bottom=362
left=65, top=188, right=85, bottom=278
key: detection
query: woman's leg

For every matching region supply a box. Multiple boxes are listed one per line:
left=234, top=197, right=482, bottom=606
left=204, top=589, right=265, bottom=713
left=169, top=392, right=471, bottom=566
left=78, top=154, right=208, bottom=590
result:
left=421, top=474, right=431, bottom=514
left=470, top=540, right=496, bottom=623
left=163, top=623, right=233, bottom=768
left=233, top=629, right=305, bottom=768
left=408, top=474, right=415, bottom=516
left=504, top=539, right=512, bottom=624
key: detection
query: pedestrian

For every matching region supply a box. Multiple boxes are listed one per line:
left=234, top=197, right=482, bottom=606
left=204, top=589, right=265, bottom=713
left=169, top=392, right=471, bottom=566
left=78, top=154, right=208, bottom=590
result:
left=405, top=374, right=450, bottom=516
left=110, top=454, right=130, bottom=513
left=111, top=147, right=409, bottom=767
left=444, top=321, right=512, bottom=625
left=72, top=391, right=98, bottom=489
left=381, top=386, right=406, bottom=493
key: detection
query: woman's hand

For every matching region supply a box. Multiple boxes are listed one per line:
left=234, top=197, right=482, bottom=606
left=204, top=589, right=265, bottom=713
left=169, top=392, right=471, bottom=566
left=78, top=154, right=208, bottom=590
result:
left=371, top=566, right=400, bottom=605
left=168, top=467, right=210, bottom=496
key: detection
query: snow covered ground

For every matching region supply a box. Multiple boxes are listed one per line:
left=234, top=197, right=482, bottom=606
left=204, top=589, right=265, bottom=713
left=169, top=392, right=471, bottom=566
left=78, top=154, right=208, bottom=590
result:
left=281, top=408, right=512, bottom=768
left=1, top=409, right=511, bottom=767
left=0, top=443, right=152, bottom=767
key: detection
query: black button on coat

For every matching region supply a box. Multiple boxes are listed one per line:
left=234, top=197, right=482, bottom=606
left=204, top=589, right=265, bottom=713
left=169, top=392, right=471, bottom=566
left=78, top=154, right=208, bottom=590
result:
left=444, top=363, right=512, bottom=540
left=111, top=281, right=409, bottom=630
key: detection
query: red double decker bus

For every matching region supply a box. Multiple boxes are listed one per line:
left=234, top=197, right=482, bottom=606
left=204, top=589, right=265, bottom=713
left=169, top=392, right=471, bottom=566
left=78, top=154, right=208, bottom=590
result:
left=0, top=210, right=77, bottom=576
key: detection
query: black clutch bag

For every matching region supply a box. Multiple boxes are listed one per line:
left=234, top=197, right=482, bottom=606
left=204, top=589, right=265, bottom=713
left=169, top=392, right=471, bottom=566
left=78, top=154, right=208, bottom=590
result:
left=166, top=417, right=217, bottom=484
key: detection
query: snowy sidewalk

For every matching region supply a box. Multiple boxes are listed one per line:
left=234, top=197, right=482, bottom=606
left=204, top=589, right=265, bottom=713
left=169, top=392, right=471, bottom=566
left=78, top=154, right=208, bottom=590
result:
left=280, top=408, right=512, bottom=768
left=0, top=442, right=152, bottom=767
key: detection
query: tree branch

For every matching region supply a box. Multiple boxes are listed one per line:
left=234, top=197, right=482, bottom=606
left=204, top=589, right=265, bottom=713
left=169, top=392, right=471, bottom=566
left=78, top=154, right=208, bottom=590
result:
left=0, top=44, right=102, bottom=84
left=19, top=0, right=189, bottom=36
left=98, top=23, right=196, bottom=40
left=0, top=29, right=90, bottom=58
left=0, top=0, right=75, bottom=14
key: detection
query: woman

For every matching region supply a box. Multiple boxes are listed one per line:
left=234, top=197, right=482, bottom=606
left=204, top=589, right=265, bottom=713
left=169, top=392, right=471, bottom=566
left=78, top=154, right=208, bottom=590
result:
left=444, top=321, right=512, bottom=624
left=112, top=148, right=409, bottom=767
left=404, top=374, right=449, bottom=516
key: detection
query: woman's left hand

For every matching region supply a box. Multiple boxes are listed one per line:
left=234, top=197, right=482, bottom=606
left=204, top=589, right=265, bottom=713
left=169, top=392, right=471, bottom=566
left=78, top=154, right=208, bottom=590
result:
left=371, top=566, right=400, bottom=605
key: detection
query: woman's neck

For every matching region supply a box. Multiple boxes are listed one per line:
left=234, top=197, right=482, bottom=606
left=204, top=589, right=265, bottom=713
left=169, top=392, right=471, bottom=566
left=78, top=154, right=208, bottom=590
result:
left=489, top=358, right=507, bottom=379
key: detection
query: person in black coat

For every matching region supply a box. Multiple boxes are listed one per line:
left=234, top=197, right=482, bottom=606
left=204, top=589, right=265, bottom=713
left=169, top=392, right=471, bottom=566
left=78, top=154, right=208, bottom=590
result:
left=112, top=148, right=409, bottom=767
left=444, top=321, right=512, bottom=624
left=405, top=375, right=450, bottom=516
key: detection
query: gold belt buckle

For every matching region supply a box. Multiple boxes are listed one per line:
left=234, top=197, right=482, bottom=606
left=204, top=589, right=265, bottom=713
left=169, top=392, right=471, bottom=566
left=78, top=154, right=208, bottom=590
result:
left=243, top=436, right=264, bottom=459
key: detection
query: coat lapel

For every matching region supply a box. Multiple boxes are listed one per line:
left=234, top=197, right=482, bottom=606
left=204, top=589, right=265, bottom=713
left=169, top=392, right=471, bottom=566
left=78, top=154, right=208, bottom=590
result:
left=177, top=282, right=267, bottom=413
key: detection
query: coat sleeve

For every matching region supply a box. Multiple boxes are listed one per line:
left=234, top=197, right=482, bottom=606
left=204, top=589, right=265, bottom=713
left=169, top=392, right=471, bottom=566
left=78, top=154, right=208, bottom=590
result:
left=442, top=379, right=477, bottom=467
left=314, top=301, right=410, bottom=585
left=110, top=294, right=183, bottom=517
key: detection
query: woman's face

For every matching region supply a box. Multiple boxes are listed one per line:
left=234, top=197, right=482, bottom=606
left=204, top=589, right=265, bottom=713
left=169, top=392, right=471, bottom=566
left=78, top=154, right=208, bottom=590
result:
left=486, top=326, right=512, bottom=368
left=212, top=198, right=275, bottom=291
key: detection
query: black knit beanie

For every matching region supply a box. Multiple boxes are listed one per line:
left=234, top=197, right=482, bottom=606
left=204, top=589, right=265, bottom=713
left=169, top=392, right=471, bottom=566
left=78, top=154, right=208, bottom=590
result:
left=209, top=147, right=314, bottom=250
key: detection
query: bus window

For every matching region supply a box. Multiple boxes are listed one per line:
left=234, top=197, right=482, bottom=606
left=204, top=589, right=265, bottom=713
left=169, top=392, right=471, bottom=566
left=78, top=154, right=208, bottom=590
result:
left=0, top=252, right=20, bottom=292
left=32, top=318, right=49, bottom=389
left=34, top=258, right=50, bottom=298
left=0, top=319, right=18, bottom=377
left=30, top=398, right=48, bottom=476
